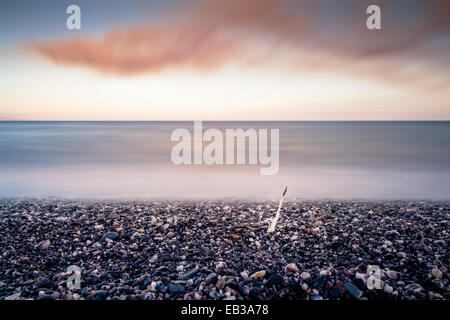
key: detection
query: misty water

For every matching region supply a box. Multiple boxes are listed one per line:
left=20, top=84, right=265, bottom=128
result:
left=1, top=121, right=449, bottom=200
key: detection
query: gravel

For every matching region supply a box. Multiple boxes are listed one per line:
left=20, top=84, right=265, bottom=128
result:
left=0, top=199, right=448, bottom=300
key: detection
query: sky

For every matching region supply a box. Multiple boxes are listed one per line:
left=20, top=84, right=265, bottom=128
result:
left=0, top=0, right=449, bottom=121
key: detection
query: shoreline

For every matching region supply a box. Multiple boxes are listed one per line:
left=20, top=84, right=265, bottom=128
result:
left=0, top=199, right=448, bottom=300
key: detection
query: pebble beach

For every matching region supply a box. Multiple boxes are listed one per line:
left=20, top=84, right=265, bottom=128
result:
left=0, top=199, right=448, bottom=301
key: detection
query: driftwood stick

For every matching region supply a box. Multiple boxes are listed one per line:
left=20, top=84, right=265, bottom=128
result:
left=267, top=186, right=287, bottom=233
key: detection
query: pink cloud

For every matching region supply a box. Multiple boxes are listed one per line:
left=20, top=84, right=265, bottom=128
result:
left=28, top=0, right=450, bottom=89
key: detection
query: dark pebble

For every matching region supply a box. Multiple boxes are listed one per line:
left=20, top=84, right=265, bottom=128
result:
left=100, top=232, right=119, bottom=242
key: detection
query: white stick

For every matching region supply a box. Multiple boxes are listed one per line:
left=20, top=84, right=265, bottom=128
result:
left=267, top=186, right=287, bottom=233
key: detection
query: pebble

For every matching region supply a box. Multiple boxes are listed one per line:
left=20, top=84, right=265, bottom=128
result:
left=312, top=275, right=327, bottom=289
left=205, top=273, right=218, bottom=285
left=166, top=231, right=175, bottom=238
left=386, top=270, right=398, bottom=280
left=215, top=262, right=228, bottom=273
left=355, top=272, right=366, bottom=283
left=36, top=278, right=51, bottom=288
left=184, top=291, right=202, bottom=300
left=179, top=268, right=198, bottom=280
left=431, top=268, right=443, bottom=280
left=284, top=263, right=299, bottom=273
left=100, top=232, right=119, bottom=242
left=168, top=283, right=185, bottom=294
left=251, top=271, right=266, bottom=278
left=344, top=282, right=363, bottom=300
left=268, top=274, right=282, bottom=285
left=319, top=270, right=332, bottom=276
left=240, top=271, right=249, bottom=280
left=5, top=293, right=20, bottom=300
left=300, top=272, right=311, bottom=280
left=36, top=240, right=51, bottom=250
left=216, top=278, right=226, bottom=290
left=384, top=284, right=393, bottom=294
left=329, top=286, right=342, bottom=298
left=352, top=278, right=365, bottom=290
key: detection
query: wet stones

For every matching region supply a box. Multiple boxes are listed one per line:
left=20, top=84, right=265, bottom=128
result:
left=0, top=199, right=448, bottom=301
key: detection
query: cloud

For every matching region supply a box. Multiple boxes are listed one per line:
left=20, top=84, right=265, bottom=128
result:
left=28, top=0, right=450, bottom=88
left=31, top=24, right=242, bottom=74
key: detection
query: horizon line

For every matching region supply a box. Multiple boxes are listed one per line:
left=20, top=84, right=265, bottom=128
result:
left=1, top=119, right=450, bottom=122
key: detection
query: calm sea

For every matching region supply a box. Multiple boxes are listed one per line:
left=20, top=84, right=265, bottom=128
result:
left=1, top=121, right=449, bottom=200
